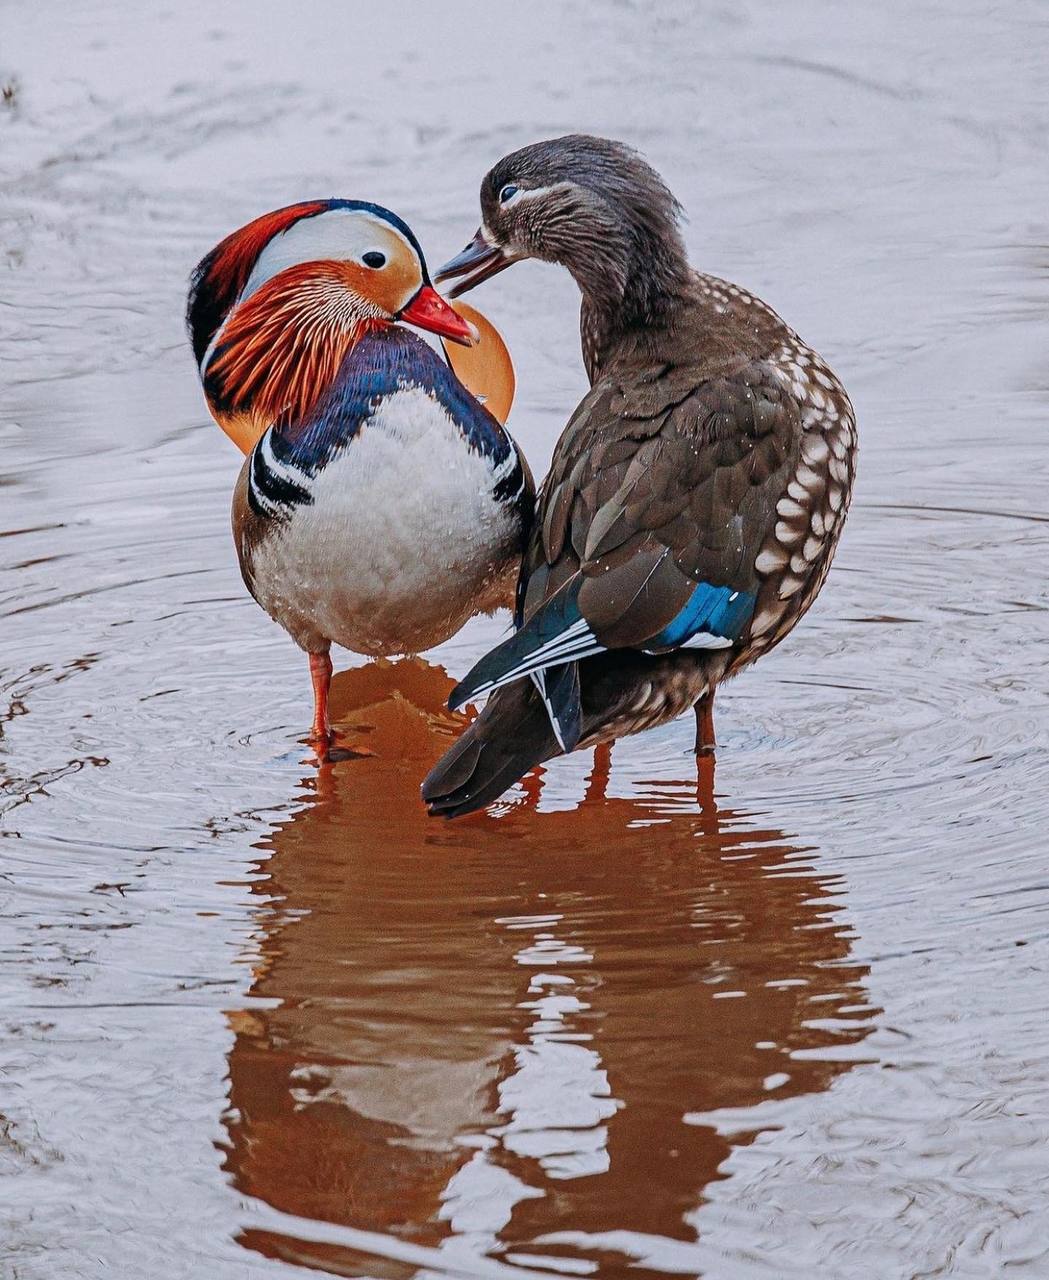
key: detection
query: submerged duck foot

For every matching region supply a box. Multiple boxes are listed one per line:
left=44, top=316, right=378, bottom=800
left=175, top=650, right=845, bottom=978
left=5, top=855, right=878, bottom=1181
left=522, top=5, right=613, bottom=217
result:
left=325, top=743, right=373, bottom=763
left=304, top=728, right=374, bottom=764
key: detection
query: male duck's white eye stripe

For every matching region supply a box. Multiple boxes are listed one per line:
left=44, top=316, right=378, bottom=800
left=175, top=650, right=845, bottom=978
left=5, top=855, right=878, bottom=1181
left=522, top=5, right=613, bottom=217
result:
left=239, top=208, right=420, bottom=305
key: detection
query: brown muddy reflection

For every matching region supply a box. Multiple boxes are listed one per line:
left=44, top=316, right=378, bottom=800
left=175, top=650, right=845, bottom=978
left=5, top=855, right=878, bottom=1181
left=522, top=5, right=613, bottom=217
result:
left=224, top=660, right=871, bottom=1275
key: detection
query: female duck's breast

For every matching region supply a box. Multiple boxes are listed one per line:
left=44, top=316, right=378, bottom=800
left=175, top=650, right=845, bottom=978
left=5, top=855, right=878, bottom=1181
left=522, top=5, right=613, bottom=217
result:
left=250, top=385, right=522, bottom=656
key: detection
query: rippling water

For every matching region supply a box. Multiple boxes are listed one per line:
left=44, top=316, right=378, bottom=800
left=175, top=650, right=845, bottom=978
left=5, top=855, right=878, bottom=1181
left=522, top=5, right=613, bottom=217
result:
left=3, top=3, right=1049, bottom=1277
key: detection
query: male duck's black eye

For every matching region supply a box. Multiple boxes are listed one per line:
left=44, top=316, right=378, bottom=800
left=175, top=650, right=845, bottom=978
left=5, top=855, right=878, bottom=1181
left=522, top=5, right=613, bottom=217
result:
left=499, top=184, right=519, bottom=204
left=362, top=251, right=386, bottom=269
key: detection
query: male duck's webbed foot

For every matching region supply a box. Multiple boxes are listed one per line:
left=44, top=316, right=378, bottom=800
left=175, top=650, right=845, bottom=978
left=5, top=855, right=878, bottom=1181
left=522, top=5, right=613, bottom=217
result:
left=694, top=691, right=716, bottom=757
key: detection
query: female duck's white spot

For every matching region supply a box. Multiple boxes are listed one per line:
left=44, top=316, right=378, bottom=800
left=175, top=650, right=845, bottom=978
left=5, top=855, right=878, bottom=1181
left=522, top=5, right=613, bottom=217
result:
left=630, top=681, right=654, bottom=713
left=750, top=601, right=786, bottom=637
left=775, top=519, right=803, bottom=546
left=776, top=495, right=806, bottom=520
left=829, top=455, right=849, bottom=484
left=679, top=632, right=733, bottom=651
left=802, top=434, right=830, bottom=465
left=755, top=545, right=788, bottom=575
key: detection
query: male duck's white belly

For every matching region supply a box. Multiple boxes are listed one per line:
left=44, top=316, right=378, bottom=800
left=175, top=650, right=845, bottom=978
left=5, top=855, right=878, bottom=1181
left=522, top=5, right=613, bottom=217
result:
left=242, top=386, right=522, bottom=656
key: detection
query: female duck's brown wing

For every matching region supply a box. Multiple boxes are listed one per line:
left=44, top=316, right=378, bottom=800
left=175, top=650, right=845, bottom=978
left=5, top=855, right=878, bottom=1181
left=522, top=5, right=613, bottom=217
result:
left=538, top=356, right=800, bottom=620
left=450, top=355, right=803, bottom=721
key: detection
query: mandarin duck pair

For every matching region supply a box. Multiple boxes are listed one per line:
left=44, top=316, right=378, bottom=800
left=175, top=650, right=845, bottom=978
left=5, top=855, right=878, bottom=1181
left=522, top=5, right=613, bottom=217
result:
left=187, top=136, right=856, bottom=818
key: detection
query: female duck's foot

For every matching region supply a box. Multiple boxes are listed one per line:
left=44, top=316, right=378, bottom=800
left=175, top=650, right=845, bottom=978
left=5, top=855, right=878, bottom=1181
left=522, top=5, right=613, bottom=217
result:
left=694, top=692, right=716, bottom=757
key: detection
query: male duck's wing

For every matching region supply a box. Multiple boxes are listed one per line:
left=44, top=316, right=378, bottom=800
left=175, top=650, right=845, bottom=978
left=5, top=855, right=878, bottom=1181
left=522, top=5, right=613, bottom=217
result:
left=450, top=357, right=802, bottom=716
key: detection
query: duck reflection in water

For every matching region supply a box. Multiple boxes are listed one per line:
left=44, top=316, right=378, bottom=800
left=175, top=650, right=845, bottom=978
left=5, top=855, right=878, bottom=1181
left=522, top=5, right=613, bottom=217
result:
left=223, top=660, right=872, bottom=1276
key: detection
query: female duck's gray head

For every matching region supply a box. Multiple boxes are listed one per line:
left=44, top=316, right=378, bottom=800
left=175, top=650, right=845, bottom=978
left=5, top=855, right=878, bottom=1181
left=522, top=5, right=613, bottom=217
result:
left=437, top=134, right=690, bottom=330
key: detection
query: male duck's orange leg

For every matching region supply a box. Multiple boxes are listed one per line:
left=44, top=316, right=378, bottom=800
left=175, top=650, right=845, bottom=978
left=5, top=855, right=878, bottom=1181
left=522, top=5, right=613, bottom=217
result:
left=694, top=691, right=716, bottom=757
left=308, top=649, right=333, bottom=748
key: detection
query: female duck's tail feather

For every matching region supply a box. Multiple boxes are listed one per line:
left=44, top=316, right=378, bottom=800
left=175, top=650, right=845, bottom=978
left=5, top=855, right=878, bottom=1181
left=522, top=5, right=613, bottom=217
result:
left=422, top=678, right=560, bottom=818
left=425, top=650, right=717, bottom=818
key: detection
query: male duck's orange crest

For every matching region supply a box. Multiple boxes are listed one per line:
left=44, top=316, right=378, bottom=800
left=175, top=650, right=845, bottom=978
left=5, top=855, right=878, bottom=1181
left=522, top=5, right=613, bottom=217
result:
left=206, top=202, right=330, bottom=313
left=188, top=202, right=332, bottom=375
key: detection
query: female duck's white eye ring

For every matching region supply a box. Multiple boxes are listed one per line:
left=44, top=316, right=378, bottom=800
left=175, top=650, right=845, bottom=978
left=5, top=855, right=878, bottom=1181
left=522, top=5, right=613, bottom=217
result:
left=499, top=184, right=519, bottom=204
left=362, top=250, right=386, bottom=268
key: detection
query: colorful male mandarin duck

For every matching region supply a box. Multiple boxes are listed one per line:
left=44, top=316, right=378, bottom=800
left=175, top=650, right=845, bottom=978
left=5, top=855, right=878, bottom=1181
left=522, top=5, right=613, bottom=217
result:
left=186, top=200, right=533, bottom=746
left=423, top=136, right=856, bottom=817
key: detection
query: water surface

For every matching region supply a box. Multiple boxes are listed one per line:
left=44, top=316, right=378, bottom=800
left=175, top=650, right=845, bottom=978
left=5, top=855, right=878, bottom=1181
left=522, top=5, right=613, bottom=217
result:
left=2, top=3, right=1049, bottom=1277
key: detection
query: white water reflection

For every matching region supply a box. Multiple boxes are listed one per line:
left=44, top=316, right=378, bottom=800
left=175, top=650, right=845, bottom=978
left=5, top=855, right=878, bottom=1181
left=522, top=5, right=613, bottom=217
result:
left=435, top=925, right=617, bottom=1262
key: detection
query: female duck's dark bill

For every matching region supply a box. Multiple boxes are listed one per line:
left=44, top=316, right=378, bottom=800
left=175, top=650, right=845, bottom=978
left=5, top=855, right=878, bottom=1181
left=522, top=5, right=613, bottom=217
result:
left=436, top=229, right=516, bottom=298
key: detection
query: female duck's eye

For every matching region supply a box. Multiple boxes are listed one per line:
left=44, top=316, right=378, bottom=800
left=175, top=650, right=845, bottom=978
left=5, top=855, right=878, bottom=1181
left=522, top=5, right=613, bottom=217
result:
left=499, top=184, right=519, bottom=204
left=362, top=251, right=386, bottom=268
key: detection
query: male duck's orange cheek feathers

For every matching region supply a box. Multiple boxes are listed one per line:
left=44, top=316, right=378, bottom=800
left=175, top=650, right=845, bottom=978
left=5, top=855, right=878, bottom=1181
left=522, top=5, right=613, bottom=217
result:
left=443, top=300, right=516, bottom=425
left=210, top=299, right=517, bottom=455
left=203, top=262, right=373, bottom=455
left=213, top=407, right=267, bottom=455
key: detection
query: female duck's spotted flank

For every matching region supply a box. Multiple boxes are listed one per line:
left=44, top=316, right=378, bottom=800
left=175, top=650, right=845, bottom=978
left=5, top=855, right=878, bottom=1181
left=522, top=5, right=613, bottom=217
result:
left=187, top=200, right=533, bottom=747
left=423, top=134, right=856, bottom=817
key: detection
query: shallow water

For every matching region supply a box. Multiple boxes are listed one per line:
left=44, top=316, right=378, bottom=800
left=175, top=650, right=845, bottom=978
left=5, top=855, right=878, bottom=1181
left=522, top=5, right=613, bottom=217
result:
left=2, top=3, right=1049, bottom=1277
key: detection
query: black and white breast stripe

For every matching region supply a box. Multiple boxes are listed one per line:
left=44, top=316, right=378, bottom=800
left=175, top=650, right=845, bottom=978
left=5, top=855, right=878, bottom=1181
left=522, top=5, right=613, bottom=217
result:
left=247, top=428, right=314, bottom=519
left=490, top=444, right=528, bottom=505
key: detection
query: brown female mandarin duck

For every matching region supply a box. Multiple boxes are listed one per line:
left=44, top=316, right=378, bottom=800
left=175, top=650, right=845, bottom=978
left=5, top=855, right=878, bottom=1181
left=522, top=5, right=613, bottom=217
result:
left=186, top=200, right=533, bottom=746
left=423, top=135, right=857, bottom=817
